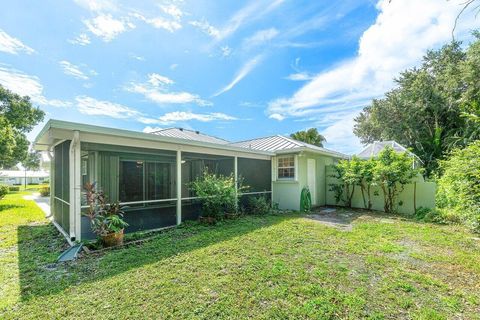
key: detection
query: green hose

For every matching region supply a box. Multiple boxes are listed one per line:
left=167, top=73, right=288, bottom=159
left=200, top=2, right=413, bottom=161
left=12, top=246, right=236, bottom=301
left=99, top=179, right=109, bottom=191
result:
left=300, top=186, right=312, bottom=212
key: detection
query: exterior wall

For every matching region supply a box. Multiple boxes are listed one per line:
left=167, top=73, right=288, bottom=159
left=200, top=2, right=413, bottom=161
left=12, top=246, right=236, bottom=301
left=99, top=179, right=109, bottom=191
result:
left=272, top=152, right=338, bottom=210
left=325, top=165, right=436, bottom=214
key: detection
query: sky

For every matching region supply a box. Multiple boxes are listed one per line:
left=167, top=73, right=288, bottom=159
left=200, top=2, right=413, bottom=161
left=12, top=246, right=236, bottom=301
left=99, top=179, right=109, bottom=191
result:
left=0, top=0, right=478, bottom=154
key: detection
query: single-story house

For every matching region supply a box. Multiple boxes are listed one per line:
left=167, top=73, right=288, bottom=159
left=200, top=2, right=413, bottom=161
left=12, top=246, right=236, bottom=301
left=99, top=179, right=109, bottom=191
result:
left=34, top=119, right=347, bottom=241
left=0, top=170, right=49, bottom=186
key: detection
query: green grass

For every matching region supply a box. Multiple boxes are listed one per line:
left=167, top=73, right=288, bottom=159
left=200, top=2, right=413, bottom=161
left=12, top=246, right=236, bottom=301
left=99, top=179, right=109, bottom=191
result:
left=1, top=192, right=479, bottom=319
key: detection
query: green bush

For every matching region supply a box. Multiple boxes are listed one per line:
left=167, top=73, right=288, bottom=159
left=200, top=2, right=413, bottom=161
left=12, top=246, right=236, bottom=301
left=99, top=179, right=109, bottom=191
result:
left=8, top=186, right=20, bottom=192
left=28, top=182, right=39, bottom=185
left=0, top=185, right=8, bottom=199
left=190, top=170, right=237, bottom=219
left=39, top=186, right=50, bottom=197
left=244, top=195, right=271, bottom=215
left=437, top=141, right=480, bottom=232
left=331, top=147, right=419, bottom=213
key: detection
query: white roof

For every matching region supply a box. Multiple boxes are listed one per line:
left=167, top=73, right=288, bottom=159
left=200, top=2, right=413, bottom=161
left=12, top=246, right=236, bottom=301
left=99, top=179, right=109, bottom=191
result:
left=357, top=141, right=421, bottom=161
left=0, top=170, right=49, bottom=178
left=230, top=135, right=347, bottom=158
left=150, top=128, right=229, bottom=145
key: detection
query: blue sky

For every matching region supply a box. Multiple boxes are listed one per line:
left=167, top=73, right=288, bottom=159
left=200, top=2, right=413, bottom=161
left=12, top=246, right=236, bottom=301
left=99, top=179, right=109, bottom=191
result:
left=0, top=0, right=477, bottom=154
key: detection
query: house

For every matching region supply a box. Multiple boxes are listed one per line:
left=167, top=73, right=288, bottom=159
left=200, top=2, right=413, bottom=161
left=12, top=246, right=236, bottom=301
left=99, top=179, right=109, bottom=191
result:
left=33, top=119, right=347, bottom=241
left=357, top=140, right=423, bottom=168
left=0, top=170, right=49, bottom=186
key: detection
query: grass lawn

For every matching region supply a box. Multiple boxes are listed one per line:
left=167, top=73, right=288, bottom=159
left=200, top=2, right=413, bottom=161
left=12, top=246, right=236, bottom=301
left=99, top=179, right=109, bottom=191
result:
left=1, top=191, right=479, bottom=319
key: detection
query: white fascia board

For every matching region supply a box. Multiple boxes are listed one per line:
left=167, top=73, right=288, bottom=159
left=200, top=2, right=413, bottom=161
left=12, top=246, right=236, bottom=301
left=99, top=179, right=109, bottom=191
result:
left=34, top=119, right=274, bottom=158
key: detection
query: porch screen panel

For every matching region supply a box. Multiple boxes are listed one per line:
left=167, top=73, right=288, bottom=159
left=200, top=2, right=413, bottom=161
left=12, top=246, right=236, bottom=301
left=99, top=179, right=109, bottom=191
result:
left=181, top=152, right=234, bottom=221
left=237, top=158, right=271, bottom=192
left=53, top=140, right=70, bottom=233
left=238, top=158, right=272, bottom=209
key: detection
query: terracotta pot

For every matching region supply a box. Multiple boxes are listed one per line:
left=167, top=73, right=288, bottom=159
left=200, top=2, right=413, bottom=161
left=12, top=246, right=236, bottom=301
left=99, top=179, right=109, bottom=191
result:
left=101, top=229, right=124, bottom=247
left=199, top=216, right=216, bottom=224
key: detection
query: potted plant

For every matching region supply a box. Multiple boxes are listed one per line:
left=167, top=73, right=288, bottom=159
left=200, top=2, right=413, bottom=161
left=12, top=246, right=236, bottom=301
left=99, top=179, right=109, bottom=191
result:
left=190, top=170, right=238, bottom=224
left=83, top=182, right=129, bottom=247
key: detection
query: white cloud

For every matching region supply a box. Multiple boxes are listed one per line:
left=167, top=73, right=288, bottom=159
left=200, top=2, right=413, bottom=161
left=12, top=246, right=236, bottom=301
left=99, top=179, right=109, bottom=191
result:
left=214, top=0, right=284, bottom=42
left=83, top=14, right=134, bottom=42
left=0, top=64, right=70, bottom=107
left=59, top=60, right=96, bottom=80
left=221, top=46, right=232, bottom=57
left=242, top=28, right=278, bottom=50
left=68, top=33, right=91, bottom=46
left=75, top=96, right=141, bottom=118
left=213, top=54, right=263, bottom=97
left=125, top=73, right=211, bottom=106
left=284, top=72, right=313, bottom=81
left=0, top=29, right=35, bottom=55
left=74, top=0, right=117, bottom=12
left=269, top=113, right=285, bottom=121
left=169, top=63, right=179, bottom=70
left=320, top=112, right=362, bottom=154
left=143, top=126, right=163, bottom=133
left=160, top=4, right=183, bottom=20
left=267, top=0, right=478, bottom=121
left=189, top=19, right=220, bottom=38
left=141, top=111, right=237, bottom=125
left=133, top=13, right=181, bottom=33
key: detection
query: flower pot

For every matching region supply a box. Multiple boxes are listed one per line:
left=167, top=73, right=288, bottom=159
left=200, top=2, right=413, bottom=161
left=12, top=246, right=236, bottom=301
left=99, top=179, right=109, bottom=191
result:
left=199, top=216, right=216, bottom=224
left=101, top=229, right=124, bottom=247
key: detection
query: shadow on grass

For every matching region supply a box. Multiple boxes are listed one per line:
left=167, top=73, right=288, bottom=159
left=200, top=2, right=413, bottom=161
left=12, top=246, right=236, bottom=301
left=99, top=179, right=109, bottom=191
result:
left=16, top=213, right=297, bottom=302
left=0, top=204, right=23, bottom=212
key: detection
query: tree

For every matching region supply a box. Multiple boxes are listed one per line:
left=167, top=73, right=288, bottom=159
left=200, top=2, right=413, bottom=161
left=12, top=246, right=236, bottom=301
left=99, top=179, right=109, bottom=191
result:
left=354, top=36, right=480, bottom=176
left=290, top=128, right=326, bottom=147
left=21, top=151, right=40, bottom=189
left=437, top=141, right=480, bottom=232
left=373, top=147, right=419, bottom=213
left=0, top=85, right=44, bottom=169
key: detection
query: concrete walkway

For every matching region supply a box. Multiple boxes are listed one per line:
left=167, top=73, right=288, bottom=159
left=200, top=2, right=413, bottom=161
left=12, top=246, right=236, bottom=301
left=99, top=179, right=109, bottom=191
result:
left=23, top=193, right=51, bottom=217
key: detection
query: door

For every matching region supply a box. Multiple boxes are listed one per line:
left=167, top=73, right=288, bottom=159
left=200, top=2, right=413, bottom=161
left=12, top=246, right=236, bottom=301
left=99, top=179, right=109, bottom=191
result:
left=307, top=159, right=316, bottom=205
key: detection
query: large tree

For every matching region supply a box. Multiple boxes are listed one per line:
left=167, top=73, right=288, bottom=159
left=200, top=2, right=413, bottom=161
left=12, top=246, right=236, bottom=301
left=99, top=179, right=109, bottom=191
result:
left=354, top=35, right=480, bottom=176
left=0, top=85, right=44, bottom=168
left=290, top=128, right=326, bottom=147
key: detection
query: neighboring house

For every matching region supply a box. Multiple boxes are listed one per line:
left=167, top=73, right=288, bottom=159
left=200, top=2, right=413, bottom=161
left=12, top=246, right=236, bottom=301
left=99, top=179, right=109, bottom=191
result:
left=357, top=140, right=423, bottom=168
left=34, top=119, right=347, bottom=241
left=0, top=170, right=49, bottom=186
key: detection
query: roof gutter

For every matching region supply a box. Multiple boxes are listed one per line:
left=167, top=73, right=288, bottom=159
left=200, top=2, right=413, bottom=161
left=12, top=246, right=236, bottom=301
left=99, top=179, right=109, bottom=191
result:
left=274, top=147, right=348, bottom=159
left=34, top=119, right=275, bottom=156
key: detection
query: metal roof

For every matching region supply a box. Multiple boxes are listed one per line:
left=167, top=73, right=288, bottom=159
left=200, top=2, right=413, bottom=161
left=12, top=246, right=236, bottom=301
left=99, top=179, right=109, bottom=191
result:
left=230, top=135, right=347, bottom=158
left=150, top=128, right=229, bottom=145
left=357, top=141, right=420, bottom=160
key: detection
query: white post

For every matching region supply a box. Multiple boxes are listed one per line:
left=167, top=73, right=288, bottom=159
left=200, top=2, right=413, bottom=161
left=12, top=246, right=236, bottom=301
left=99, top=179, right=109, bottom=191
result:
left=73, top=131, right=81, bottom=240
left=234, top=156, right=238, bottom=211
left=176, top=150, right=182, bottom=225
left=69, top=131, right=81, bottom=241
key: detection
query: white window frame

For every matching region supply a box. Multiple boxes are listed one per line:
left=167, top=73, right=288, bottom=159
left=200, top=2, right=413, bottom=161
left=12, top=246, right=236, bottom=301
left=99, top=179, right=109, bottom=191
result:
left=277, top=155, right=296, bottom=180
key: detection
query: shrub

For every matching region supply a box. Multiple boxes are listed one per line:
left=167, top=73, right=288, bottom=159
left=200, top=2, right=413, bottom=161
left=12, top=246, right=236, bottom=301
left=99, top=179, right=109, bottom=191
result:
left=0, top=185, right=8, bottom=199
left=437, top=141, right=480, bottom=232
left=244, top=195, right=271, bottom=215
left=28, top=182, right=39, bottom=185
left=39, top=186, right=50, bottom=197
left=189, top=170, right=237, bottom=219
left=83, top=182, right=129, bottom=236
left=300, top=186, right=312, bottom=212
left=8, top=186, right=20, bottom=192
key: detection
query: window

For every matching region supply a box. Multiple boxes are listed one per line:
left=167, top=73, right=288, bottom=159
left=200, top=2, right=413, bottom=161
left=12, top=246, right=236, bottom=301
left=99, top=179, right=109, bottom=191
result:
left=119, top=159, right=176, bottom=204
left=119, top=161, right=144, bottom=202
left=277, top=155, right=295, bottom=179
